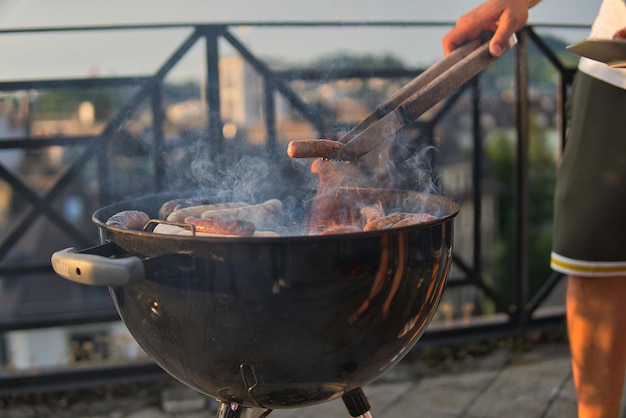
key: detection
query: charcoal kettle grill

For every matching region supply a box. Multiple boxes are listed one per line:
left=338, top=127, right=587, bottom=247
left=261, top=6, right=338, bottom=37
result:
left=52, top=189, right=456, bottom=417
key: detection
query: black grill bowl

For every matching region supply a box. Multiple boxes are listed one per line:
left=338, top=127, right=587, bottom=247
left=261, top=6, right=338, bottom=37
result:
left=52, top=190, right=457, bottom=410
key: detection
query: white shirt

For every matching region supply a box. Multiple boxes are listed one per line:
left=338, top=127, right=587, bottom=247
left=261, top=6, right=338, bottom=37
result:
left=578, top=0, right=626, bottom=88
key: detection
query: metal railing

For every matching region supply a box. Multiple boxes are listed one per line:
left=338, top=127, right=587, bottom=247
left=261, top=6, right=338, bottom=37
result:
left=0, top=21, right=586, bottom=394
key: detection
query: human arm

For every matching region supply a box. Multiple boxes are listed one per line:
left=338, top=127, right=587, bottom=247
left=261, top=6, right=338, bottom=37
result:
left=442, top=0, right=542, bottom=57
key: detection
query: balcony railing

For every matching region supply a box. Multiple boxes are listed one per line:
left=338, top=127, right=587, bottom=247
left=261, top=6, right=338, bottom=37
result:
left=0, top=21, right=588, bottom=394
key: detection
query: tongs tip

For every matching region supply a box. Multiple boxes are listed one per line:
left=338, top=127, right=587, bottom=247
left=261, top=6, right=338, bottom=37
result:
left=287, top=139, right=349, bottom=161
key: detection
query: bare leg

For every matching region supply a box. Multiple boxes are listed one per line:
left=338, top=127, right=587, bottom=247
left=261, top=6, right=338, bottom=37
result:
left=567, top=275, right=626, bottom=418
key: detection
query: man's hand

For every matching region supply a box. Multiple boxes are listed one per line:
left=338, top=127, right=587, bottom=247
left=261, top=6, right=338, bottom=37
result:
left=443, top=0, right=539, bottom=57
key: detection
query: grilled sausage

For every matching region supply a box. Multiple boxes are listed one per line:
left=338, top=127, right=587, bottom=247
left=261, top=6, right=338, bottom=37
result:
left=158, top=196, right=224, bottom=220
left=319, top=225, right=362, bottom=235
left=287, top=139, right=343, bottom=159
left=392, top=213, right=438, bottom=228
left=363, top=212, right=437, bottom=231
left=200, top=199, right=283, bottom=225
left=167, top=202, right=249, bottom=223
left=359, top=205, right=383, bottom=224
left=106, top=210, right=150, bottom=230
left=185, top=217, right=255, bottom=237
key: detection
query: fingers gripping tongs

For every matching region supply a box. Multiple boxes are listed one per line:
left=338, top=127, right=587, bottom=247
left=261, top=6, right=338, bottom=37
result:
left=287, top=33, right=517, bottom=162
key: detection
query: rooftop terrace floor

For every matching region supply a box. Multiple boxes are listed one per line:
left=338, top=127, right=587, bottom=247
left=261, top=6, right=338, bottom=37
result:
left=2, top=336, right=624, bottom=418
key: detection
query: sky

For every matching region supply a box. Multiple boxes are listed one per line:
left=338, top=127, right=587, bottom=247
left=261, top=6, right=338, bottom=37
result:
left=0, top=0, right=602, bottom=81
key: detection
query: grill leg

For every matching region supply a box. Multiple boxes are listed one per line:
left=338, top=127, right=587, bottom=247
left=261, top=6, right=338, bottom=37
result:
left=342, top=387, right=373, bottom=417
left=216, top=401, right=243, bottom=418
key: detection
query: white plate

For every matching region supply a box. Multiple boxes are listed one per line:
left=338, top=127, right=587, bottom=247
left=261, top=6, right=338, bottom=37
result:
left=567, top=38, right=626, bottom=68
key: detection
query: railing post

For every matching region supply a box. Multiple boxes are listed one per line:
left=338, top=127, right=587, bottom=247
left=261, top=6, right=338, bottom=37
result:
left=514, top=29, right=530, bottom=331
left=97, top=131, right=111, bottom=204
left=151, top=78, right=165, bottom=191
left=471, top=75, right=483, bottom=285
left=263, top=77, right=277, bottom=149
left=203, top=26, right=224, bottom=157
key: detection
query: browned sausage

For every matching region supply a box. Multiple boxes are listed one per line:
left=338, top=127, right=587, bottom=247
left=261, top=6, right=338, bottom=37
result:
left=106, top=210, right=150, bottom=230
left=184, top=217, right=255, bottom=237
left=363, top=212, right=437, bottom=231
left=392, top=213, right=438, bottom=228
left=359, top=205, right=383, bottom=224
left=363, top=213, right=407, bottom=231
left=158, top=196, right=223, bottom=219
left=287, top=139, right=343, bottom=159
left=319, top=225, right=362, bottom=235
left=167, top=202, right=249, bottom=223
left=200, top=199, right=283, bottom=226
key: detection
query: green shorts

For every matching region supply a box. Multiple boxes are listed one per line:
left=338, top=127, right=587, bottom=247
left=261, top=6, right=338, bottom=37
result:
left=551, top=71, right=626, bottom=277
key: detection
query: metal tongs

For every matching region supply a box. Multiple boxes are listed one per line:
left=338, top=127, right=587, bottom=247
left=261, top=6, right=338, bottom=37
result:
left=289, top=32, right=517, bottom=162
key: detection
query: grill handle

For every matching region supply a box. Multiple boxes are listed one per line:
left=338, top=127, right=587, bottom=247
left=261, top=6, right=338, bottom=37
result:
left=51, top=245, right=144, bottom=286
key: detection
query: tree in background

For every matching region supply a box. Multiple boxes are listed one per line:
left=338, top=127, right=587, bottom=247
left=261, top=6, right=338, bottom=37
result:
left=485, top=115, right=556, bottom=306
